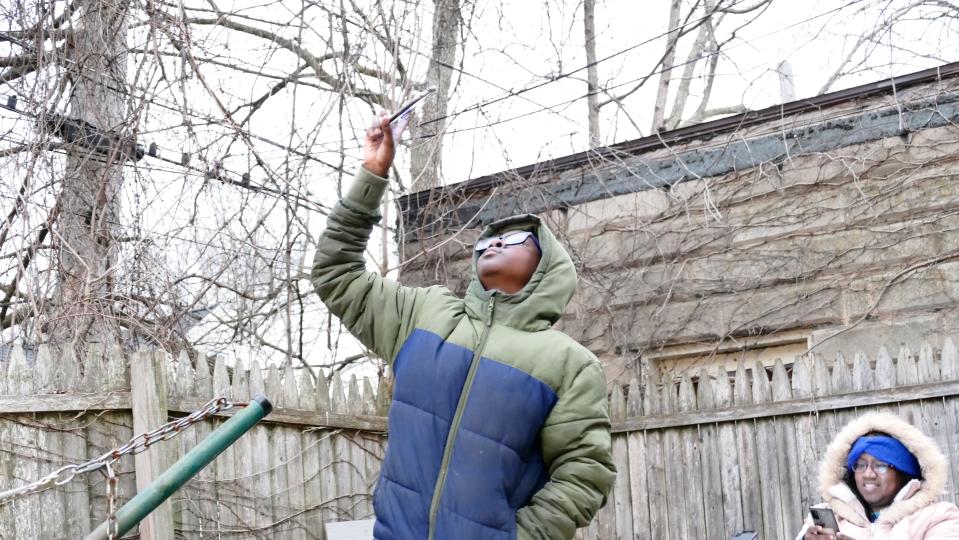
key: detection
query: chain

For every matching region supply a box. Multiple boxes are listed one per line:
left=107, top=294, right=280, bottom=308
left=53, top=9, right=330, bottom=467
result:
left=0, top=396, right=233, bottom=508
left=104, top=461, right=118, bottom=540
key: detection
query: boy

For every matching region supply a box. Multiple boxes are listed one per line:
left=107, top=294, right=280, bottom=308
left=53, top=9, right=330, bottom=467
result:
left=312, top=114, right=615, bottom=540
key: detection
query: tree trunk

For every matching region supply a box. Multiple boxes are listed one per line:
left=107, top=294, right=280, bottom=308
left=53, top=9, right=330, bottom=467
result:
left=665, top=0, right=717, bottom=131
left=410, top=0, right=459, bottom=191
left=47, top=0, right=129, bottom=352
left=584, top=0, right=601, bottom=147
left=651, top=0, right=682, bottom=132
left=778, top=60, right=796, bottom=102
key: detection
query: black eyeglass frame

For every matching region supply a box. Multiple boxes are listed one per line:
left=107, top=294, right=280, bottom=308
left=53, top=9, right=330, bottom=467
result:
left=852, top=461, right=893, bottom=475
left=474, top=231, right=537, bottom=252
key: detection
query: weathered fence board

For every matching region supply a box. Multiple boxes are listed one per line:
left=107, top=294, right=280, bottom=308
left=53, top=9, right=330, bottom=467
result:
left=4, top=335, right=959, bottom=539
left=697, top=378, right=724, bottom=539
left=599, top=336, right=959, bottom=539
left=609, top=384, right=631, bottom=539
left=663, top=373, right=688, bottom=539
left=944, top=339, right=959, bottom=504
left=192, top=353, right=219, bottom=536
left=0, top=346, right=388, bottom=539
left=131, top=350, right=174, bottom=540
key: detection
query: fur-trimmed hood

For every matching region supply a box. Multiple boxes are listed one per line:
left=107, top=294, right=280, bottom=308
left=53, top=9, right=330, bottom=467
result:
left=818, top=412, right=949, bottom=526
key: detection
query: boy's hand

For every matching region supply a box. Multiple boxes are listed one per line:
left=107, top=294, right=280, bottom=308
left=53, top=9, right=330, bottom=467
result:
left=363, top=112, right=408, bottom=178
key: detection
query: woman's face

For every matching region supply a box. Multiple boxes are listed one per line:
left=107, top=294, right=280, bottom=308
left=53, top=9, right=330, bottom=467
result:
left=853, top=452, right=905, bottom=509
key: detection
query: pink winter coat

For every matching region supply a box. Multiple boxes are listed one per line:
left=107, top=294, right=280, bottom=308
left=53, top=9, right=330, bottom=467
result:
left=795, top=413, right=959, bottom=540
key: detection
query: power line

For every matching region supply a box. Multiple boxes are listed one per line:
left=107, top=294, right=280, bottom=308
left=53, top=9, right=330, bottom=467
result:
left=415, top=0, right=758, bottom=129
left=1, top=30, right=351, bottom=182
left=5, top=0, right=708, bottom=165
left=412, top=0, right=878, bottom=139
left=8, top=0, right=753, bottom=163
left=317, top=7, right=580, bottom=125
left=0, top=0, right=887, bottom=186
left=0, top=104, right=332, bottom=216
left=293, top=0, right=841, bottom=153
left=0, top=180, right=320, bottom=266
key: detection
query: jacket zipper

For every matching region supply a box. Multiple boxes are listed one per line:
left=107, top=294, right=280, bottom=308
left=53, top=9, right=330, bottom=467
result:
left=427, top=295, right=496, bottom=540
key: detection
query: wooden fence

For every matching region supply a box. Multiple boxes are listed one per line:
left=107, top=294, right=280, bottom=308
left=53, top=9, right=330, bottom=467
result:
left=585, top=338, right=959, bottom=540
left=3, top=339, right=959, bottom=539
left=0, top=344, right=388, bottom=539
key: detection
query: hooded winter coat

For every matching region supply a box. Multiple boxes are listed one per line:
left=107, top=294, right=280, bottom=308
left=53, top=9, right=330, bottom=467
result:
left=312, top=168, right=616, bottom=540
left=795, top=412, right=959, bottom=539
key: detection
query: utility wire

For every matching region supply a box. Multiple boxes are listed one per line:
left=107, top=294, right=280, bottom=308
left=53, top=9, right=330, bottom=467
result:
left=1, top=31, right=347, bottom=180
left=415, top=0, right=756, bottom=128
left=0, top=185, right=319, bottom=267
left=0, top=0, right=884, bottom=185
left=0, top=99, right=331, bottom=214
left=5, top=0, right=754, bottom=157
left=293, top=0, right=874, bottom=153
left=426, top=0, right=876, bottom=136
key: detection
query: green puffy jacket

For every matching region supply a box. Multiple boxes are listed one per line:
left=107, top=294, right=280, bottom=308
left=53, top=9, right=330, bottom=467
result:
left=312, top=168, right=616, bottom=540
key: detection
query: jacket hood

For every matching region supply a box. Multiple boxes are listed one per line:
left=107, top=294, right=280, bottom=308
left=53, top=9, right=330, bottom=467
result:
left=465, top=214, right=576, bottom=331
left=818, top=412, right=949, bottom=525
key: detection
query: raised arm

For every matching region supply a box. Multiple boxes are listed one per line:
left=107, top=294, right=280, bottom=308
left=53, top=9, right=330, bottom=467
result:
left=311, top=114, right=424, bottom=363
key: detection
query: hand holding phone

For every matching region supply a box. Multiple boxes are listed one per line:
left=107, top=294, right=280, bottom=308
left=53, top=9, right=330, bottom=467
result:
left=362, top=113, right=397, bottom=178
left=810, top=507, right=840, bottom=531
left=362, top=88, right=437, bottom=177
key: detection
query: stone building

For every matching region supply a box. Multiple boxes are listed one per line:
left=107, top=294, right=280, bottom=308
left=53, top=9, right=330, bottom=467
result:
left=397, top=62, right=959, bottom=390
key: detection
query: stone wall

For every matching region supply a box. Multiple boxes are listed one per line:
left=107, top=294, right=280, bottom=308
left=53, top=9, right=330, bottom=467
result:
left=397, top=69, right=959, bottom=385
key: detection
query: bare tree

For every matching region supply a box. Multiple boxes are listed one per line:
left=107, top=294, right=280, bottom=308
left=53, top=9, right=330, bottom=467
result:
left=572, top=0, right=775, bottom=143
left=0, top=0, right=459, bottom=370
left=1, top=0, right=957, bottom=377
left=584, top=0, right=601, bottom=146
left=817, top=0, right=959, bottom=95
left=410, top=0, right=463, bottom=190
left=45, top=0, right=131, bottom=352
left=651, top=0, right=683, bottom=132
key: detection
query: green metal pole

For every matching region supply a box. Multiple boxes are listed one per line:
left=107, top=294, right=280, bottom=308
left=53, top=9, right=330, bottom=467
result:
left=86, top=395, right=272, bottom=540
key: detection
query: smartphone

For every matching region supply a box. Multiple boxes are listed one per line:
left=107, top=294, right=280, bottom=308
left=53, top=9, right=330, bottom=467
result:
left=388, top=87, right=436, bottom=124
left=810, top=506, right=840, bottom=531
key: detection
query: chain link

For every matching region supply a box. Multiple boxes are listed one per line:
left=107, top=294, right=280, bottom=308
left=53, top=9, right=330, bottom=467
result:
left=104, top=461, right=118, bottom=540
left=0, top=397, right=233, bottom=510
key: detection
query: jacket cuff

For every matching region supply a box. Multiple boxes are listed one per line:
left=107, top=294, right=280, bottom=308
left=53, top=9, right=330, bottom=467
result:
left=344, top=167, right=389, bottom=214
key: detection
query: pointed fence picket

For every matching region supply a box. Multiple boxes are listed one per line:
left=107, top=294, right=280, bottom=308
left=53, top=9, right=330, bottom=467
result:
left=604, top=337, right=959, bottom=540
left=0, top=346, right=388, bottom=539
left=5, top=336, right=959, bottom=540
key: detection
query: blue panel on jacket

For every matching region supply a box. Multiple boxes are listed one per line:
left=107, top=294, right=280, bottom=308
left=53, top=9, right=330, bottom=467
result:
left=374, top=329, right=473, bottom=540
left=437, top=357, right=558, bottom=535
left=373, top=331, right=559, bottom=540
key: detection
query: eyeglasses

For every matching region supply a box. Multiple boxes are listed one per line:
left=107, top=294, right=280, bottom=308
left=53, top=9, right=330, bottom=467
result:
left=474, top=231, right=537, bottom=252
left=853, top=461, right=892, bottom=475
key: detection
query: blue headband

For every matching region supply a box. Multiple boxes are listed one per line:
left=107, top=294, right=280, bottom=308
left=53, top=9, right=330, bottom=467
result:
left=847, top=435, right=921, bottom=478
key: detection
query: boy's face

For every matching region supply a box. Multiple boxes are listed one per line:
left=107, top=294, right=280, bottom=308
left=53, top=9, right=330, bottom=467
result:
left=476, top=229, right=541, bottom=294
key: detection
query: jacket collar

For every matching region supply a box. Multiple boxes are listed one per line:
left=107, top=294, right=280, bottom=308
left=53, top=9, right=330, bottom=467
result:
left=826, top=479, right=923, bottom=525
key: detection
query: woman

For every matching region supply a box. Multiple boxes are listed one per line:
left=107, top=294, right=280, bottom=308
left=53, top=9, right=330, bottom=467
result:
left=797, top=412, right=959, bottom=539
